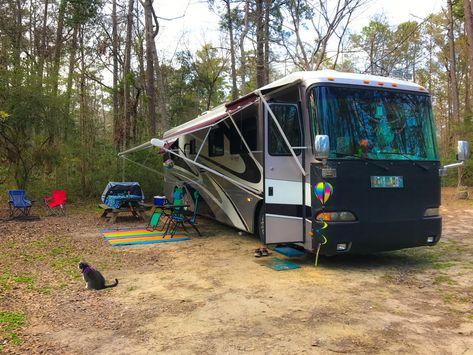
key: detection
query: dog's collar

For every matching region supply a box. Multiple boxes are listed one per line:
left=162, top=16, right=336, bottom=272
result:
left=82, top=266, right=92, bottom=274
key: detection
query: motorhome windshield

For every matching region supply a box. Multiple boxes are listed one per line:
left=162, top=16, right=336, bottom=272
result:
left=309, top=86, right=438, bottom=161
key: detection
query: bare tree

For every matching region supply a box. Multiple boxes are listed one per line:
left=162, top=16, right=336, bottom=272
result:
left=281, top=0, right=368, bottom=71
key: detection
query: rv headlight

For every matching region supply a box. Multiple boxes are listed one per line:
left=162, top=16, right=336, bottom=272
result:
left=316, top=211, right=356, bottom=222
left=424, top=208, right=439, bottom=217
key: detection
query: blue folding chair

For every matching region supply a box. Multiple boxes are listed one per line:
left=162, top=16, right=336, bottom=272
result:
left=8, top=190, right=33, bottom=219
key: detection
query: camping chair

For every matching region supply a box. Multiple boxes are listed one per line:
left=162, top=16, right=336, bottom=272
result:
left=43, top=190, right=66, bottom=216
left=146, top=186, right=185, bottom=231
left=167, top=190, right=201, bottom=237
left=8, top=190, right=33, bottom=219
left=146, top=210, right=164, bottom=231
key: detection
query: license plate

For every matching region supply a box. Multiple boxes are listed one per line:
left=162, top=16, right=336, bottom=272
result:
left=370, top=176, right=404, bottom=188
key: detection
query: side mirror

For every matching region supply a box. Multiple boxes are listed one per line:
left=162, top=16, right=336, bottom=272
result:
left=457, top=140, right=469, bottom=161
left=440, top=140, right=469, bottom=176
left=314, top=135, right=330, bottom=160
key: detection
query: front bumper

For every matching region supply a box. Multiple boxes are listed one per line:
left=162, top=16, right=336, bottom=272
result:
left=313, top=216, right=442, bottom=256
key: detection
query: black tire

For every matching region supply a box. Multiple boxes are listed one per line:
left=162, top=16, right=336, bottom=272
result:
left=256, top=205, right=265, bottom=243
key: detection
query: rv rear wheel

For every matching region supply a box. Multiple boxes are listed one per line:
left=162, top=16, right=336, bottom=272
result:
left=256, top=206, right=265, bottom=243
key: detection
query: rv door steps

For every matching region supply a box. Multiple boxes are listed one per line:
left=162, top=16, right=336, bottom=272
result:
left=274, top=246, right=306, bottom=258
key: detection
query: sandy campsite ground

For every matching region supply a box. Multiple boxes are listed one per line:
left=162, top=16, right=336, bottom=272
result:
left=1, top=187, right=473, bottom=354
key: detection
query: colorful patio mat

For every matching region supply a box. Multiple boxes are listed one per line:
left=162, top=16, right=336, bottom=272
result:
left=100, top=227, right=190, bottom=246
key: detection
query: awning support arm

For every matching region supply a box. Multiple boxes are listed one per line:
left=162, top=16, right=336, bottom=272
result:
left=120, top=155, right=163, bottom=175
left=194, top=127, right=212, bottom=162
left=258, top=91, right=306, bottom=176
left=118, top=140, right=154, bottom=156
left=227, top=111, right=263, bottom=172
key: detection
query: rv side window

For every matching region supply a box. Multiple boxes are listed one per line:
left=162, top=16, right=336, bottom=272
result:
left=184, top=139, right=196, bottom=156
left=169, top=139, right=179, bottom=152
left=230, top=116, right=257, bottom=154
left=268, top=104, right=302, bottom=156
left=209, top=126, right=224, bottom=157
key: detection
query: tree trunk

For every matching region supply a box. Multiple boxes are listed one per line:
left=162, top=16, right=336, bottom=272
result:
left=64, top=24, right=79, bottom=141
left=79, top=26, right=87, bottom=196
left=264, top=0, right=270, bottom=84
left=52, top=0, right=66, bottom=97
left=225, top=0, right=238, bottom=100
left=256, top=0, right=265, bottom=88
left=112, top=0, right=120, bottom=149
left=464, top=0, right=473, bottom=84
left=143, top=0, right=158, bottom=135
left=239, top=0, right=249, bottom=94
left=123, top=0, right=135, bottom=149
left=37, top=0, right=49, bottom=88
left=12, top=0, right=23, bottom=83
left=150, top=6, right=169, bottom=132
left=447, top=0, right=460, bottom=127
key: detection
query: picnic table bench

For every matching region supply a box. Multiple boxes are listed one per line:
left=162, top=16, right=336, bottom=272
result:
left=99, top=202, right=153, bottom=224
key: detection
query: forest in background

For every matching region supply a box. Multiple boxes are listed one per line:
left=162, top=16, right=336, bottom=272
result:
left=1, top=0, right=473, bottom=202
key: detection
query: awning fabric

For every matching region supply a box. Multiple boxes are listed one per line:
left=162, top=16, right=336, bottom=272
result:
left=162, top=75, right=302, bottom=141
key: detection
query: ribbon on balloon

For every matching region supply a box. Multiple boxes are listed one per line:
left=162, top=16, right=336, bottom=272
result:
left=313, top=181, right=333, bottom=267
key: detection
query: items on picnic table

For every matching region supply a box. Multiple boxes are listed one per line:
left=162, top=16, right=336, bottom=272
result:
left=99, top=182, right=151, bottom=223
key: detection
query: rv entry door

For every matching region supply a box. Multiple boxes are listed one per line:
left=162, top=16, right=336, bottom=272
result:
left=264, top=103, right=305, bottom=244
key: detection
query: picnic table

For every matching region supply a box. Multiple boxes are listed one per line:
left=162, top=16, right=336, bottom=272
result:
left=99, top=201, right=153, bottom=224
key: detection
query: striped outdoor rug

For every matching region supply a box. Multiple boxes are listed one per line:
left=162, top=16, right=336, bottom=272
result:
left=100, top=227, right=190, bottom=246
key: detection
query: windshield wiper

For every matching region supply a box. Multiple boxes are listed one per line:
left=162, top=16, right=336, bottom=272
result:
left=334, top=152, right=389, bottom=171
left=377, top=151, right=429, bottom=171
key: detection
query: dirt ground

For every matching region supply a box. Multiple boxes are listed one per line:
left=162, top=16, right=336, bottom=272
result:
left=1, top=187, right=473, bottom=354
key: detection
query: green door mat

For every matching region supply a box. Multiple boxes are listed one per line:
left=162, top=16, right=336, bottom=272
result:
left=261, top=257, right=301, bottom=271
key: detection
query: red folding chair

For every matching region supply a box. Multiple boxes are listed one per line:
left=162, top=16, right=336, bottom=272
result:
left=43, top=190, right=66, bottom=216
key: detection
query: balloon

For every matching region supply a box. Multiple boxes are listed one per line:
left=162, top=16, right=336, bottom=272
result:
left=314, top=182, right=333, bottom=204
left=163, top=159, right=174, bottom=170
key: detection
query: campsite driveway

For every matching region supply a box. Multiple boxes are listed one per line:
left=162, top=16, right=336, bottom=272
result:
left=1, top=187, right=473, bottom=354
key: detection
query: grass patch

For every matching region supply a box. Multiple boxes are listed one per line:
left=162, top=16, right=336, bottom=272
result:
left=13, top=275, right=34, bottom=285
left=467, top=315, right=473, bottom=320
left=0, top=311, right=26, bottom=346
left=432, top=261, right=456, bottom=270
left=50, top=247, right=66, bottom=256
left=389, top=239, right=465, bottom=271
left=36, top=286, right=53, bottom=295
left=0, top=272, right=12, bottom=292
left=434, top=275, right=457, bottom=285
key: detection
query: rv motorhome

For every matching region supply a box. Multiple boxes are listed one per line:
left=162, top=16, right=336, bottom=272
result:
left=120, top=70, right=468, bottom=255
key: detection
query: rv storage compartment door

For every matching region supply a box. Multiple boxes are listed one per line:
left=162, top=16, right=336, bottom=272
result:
left=264, top=103, right=304, bottom=244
